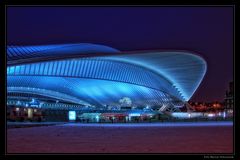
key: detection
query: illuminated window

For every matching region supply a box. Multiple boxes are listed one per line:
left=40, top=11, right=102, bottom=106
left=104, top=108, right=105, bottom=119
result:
left=68, top=111, right=76, bottom=121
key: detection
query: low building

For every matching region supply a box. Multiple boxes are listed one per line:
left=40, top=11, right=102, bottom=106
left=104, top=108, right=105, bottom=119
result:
left=224, top=81, right=234, bottom=113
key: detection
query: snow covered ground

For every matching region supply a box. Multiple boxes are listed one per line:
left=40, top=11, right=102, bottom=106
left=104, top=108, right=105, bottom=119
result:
left=7, top=121, right=233, bottom=153
left=7, top=122, right=66, bottom=128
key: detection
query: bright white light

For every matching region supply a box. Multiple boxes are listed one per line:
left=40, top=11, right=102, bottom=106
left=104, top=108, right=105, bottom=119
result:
left=96, top=115, right=99, bottom=122
left=208, top=113, right=215, bottom=117
left=16, top=108, right=19, bottom=111
left=171, top=112, right=189, bottom=118
left=223, top=112, right=226, bottom=118
left=129, top=113, right=141, bottom=117
left=69, top=111, right=76, bottom=121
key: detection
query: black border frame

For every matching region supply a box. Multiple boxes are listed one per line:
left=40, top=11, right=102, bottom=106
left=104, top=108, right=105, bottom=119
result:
left=1, top=1, right=238, bottom=159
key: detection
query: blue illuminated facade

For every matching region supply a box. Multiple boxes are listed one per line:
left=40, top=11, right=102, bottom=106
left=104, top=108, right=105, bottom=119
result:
left=7, top=43, right=207, bottom=110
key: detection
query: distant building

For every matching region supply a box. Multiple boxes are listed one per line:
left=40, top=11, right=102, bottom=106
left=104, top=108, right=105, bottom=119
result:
left=188, top=101, right=223, bottom=112
left=224, top=81, right=234, bottom=112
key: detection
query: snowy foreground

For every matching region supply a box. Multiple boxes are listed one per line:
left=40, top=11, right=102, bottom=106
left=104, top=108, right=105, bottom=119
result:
left=7, top=121, right=233, bottom=153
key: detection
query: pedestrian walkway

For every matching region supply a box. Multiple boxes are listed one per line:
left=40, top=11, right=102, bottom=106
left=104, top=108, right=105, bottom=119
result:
left=61, top=121, right=233, bottom=127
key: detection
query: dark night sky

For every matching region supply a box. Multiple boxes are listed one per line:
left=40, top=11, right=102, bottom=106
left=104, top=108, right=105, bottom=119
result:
left=7, top=7, right=233, bottom=102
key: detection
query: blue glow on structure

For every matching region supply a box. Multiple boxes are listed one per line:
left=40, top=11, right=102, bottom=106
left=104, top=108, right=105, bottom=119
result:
left=102, top=51, right=207, bottom=101
left=69, top=111, right=76, bottom=121
left=8, top=66, right=15, bottom=74
left=7, top=43, right=120, bottom=62
left=7, top=43, right=207, bottom=108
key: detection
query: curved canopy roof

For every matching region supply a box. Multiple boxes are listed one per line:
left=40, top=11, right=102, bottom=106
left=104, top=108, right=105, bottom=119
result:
left=102, top=51, right=207, bottom=101
left=7, top=43, right=120, bottom=65
left=7, top=43, right=207, bottom=106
